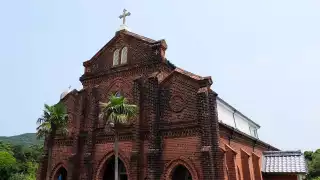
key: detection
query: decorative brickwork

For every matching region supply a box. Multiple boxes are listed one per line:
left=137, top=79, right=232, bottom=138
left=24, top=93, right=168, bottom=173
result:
left=94, top=150, right=131, bottom=180
left=130, top=77, right=144, bottom=180
left=161, top=158, right=199, bottom=180
left=38, top=29, right=279, bottom=180
left=146, top=76, right=163, bottom=180
left=50, top=163, right=67, bottom=180
left=197, top=87, right=215, bottom=180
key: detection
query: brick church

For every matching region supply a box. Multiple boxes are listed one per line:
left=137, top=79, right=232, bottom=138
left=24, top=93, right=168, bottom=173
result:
left=37, top=10, right=307, bottom=180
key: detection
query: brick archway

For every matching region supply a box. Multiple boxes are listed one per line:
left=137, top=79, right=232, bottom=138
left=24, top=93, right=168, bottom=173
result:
left=162, top=157, right=199, bottom=180
left=50, top=162, right=68, bottom=180
left=95, top=150, right=131, bottom=180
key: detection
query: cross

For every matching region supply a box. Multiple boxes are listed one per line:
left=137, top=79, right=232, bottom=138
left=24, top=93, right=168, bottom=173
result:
left=119, top=9, right=131, bottom=25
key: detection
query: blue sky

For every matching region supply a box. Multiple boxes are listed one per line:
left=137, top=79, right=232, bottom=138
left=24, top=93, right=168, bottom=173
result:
left=0, top=0, right=319, bottom=151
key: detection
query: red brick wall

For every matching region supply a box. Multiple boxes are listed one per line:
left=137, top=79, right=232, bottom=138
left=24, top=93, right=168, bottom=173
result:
left=241, top=148, right=252, bottom=180
left=224, top=144, right=238, bottom=180
left=49, top=145, right=72, bottom=179
left=93, top=141, right=132, bottom=180
left=252, top=153, right=263, bottom=180
left=219, top=124, right=275, bottom=180
left=162, top=137, right=201, bottom=179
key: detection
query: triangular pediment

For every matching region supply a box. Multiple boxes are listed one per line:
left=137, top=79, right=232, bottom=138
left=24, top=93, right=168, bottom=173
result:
left=81, top=30, right=168, bottom=81
left=160, top=67, right=212, bottom=88
left=84, top=30, right=164, bottom=66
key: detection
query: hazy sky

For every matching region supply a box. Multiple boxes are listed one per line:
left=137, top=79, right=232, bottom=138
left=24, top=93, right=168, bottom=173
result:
left=0, top=0, right=319, bottom=151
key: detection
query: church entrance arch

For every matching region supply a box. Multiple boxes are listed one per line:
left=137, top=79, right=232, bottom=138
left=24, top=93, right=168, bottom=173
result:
left=102, top=155, right=128, bottom=180
left=53, top=167, right=67, bottom=180
left=171, top=165, right=192, bottom=180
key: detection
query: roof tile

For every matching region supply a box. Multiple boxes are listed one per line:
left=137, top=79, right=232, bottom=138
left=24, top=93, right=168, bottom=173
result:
left=262, top=151, right=307, bottom=174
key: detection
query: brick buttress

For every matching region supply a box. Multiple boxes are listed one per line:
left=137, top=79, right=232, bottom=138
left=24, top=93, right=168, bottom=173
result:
left=130, top=77, right=145, bottom=180
left=146, top=76, right=163, bottom=180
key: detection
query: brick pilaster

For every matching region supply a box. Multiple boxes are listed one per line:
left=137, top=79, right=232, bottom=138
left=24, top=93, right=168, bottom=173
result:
left=78, top=91, right=88, bottom=180
left=241, top=148, right=252, bottom=180
left=197, top=87, right=215, bottom=180
left=208, top=91, right=225, bottom=180
left=72, top=93, right=85, bottom=180
left=146, top=76, right=162, bottom=180
left=130, top=77, right=144, bottom=180
left=220, top=146, right=228, bottom=180
left=225, top=144, right=239, bottom=180
left=82, top=87, right=98, bottom=180
left=66, top=94, right=81, bottom=180
left=252, top=153, right=262, bottom=180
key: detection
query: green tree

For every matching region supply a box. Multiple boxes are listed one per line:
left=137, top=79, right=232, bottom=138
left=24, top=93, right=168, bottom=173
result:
left=9, top=173, right=27, bottom=180
left=36, top=103, right=68, bottom=179
left=0, top=151, right=17, bottom=180
left=305, top=149, right=320, bottom=179
left=8, top=173, right=34, bottom=180
left=0, top=141, right=13, bottom=155
left=12, top=144, right=27, bottom=163
left=99, top=94, right=138, bottom=180
left=28, top=144, right=43, bottom=163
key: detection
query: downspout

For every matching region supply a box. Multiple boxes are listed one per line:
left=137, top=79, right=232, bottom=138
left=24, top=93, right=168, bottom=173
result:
left=232, top=109, right=237, bottom=129
left=252, top=139, right=257, bottom=152
left=228, top=127, right=236, bottom=145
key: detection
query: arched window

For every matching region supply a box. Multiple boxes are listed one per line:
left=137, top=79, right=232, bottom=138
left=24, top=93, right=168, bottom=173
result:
left=55, top=167, right=67, bottom=180
left=103, top=155, right=127, bottom=180
left=120, top=47, right=128, bottom=64
left=113, top=49, right=120, bottom=66
left=172, top=165, right=192, bottom=180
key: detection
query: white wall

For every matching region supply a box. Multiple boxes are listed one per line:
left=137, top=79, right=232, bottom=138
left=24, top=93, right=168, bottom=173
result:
left=217, top=99, right=259, bottom=138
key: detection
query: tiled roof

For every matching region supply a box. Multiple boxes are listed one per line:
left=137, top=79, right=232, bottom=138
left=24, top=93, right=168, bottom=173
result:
left=262, top=151, right=307, bottom=174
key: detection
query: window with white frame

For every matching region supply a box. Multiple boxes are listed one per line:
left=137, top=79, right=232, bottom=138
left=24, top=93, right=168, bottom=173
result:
left=120, top=46, right=128, bottom=64
left=249, top=126, right=258, bottom=138
left=113, top=49, right=120, bottom=66
left=254, top=129, right=258, bottom=138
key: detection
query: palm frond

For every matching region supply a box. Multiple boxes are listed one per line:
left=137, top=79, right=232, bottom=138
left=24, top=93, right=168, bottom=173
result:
left=37, top=117, right=45, bottom=125
left=36, top=103, right=69, bottom=138
left=44, top=104, right=52, bottom=112
left=115, top=114, right=130, bottom=124
left=36, top=121, right=51, bottom=139
left=122, top=104, right=138, bottom=118
left=99, top=94, right=138, bottom=130
left=99, top=101, right=112, bottom=109
left=59, top=127, right=68, bottom=136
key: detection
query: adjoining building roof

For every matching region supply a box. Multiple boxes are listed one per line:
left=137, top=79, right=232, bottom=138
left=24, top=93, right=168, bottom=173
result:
left=262, top=151, right=307, bottom=174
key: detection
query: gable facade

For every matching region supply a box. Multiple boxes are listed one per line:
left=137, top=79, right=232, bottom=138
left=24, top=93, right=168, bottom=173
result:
left=37, top=29, right=282, bottom=180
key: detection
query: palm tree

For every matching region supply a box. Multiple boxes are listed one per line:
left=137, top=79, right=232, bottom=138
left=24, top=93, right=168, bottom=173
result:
left=99, top=94, right=138, bottom=180
left=36, top=103, right=68, bottom=179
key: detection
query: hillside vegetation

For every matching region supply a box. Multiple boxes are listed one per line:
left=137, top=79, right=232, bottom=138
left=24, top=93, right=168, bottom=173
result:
left=0, top=140, right=43, bottom=180
left=0, top=133, right=43, bottom=146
